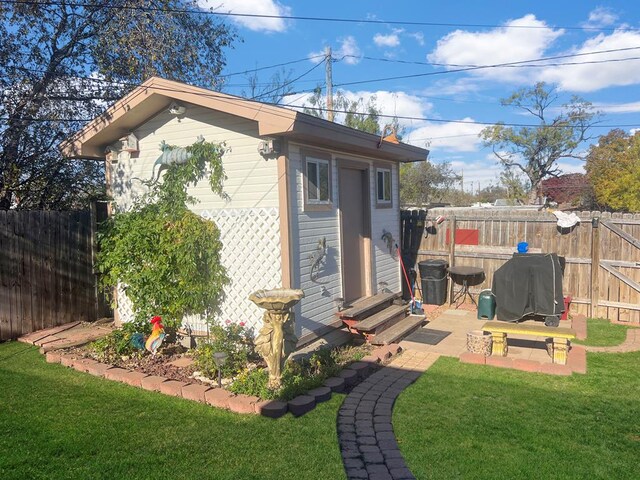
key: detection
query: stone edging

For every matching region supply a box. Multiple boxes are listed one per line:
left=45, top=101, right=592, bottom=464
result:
left=460, top=314, right=590, bottom=376
left=41, top=344, right=404, bottom=419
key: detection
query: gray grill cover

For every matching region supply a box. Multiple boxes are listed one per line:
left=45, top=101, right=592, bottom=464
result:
left=492, top=253, right=564, bottom=322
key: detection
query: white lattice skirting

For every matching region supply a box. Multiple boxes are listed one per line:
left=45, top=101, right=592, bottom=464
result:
left=117, top=207, right=283, bottom=334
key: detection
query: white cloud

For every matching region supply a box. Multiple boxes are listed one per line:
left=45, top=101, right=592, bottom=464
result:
left=584, top=7, right=618, bottom=28
left=593, top=101, right=640, bottom=114
left=427, top=14, right=564, bottom=82
left=373, top=33, right=401, bottom=48
left=337, top=36, right=362, bottom=64
left=419, top=78, right=482, bottom=97
left=404, top=119, right=485, bottom=152
left=284, top=89, right=433, bottom=131
left=203, top=0, right=291, bottom=33
left=409, top=32, right=425, bottom=46
left=540, top=30, right=640, bottom=91
left=308, top=36, right=361, bottom=65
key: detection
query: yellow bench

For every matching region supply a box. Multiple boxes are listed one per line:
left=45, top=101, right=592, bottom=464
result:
left=481, top=321, right=576, bottom=365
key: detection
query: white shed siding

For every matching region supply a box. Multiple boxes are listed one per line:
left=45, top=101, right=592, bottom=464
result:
left=110, top=105, right=279, bottom=210
left=109, top=105, right=281, bottom=331
left=370, top=163, right=402, bottom=293
left=288, top=144, right=401, bottom=339
left=288, top=144, right=343, bottom=339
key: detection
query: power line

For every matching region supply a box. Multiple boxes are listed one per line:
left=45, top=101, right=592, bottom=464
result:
left=282, top=103, right=639, bottom=128
left=251, top=58, right=325, bottom=100
left=221, top=55, right=325, bottom=78
left=1, top=0, right=637, bottom=32
left=335, top=46, right=640, bottom=88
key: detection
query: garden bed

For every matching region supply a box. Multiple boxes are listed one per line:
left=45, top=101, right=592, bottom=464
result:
left=56, top=321, right=402, bottom=417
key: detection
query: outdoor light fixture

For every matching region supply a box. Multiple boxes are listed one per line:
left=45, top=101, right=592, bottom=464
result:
left=168, top=102, right=186, bottom=116
left=213, top=352, right=228, bottom=388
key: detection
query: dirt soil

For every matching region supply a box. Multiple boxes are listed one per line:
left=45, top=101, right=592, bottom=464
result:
left=68, top=344, right=210, bottom=386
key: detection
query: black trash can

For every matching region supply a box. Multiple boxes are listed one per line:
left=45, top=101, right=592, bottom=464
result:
left=419, top=260, right=448, bottom=305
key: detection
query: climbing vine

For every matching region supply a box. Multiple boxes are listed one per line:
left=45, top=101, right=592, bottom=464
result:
left=97, top=139, right=229, bottom=328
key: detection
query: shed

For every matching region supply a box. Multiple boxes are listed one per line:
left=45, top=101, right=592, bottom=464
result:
left=61, top=77, right=429, bottom=344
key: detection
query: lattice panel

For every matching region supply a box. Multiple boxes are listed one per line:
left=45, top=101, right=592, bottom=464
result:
left=116, top=282, right=135, bottom=324
left=116, top=207, right=282, bottom=334
left=195, top=207, right=282, bottom=332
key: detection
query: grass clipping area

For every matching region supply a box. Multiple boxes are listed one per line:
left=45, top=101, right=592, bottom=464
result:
left=394, top=351, right=640, bottom=479
left=0, top=342, right=345, bottom=480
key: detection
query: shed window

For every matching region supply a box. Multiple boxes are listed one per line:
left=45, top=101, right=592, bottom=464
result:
left=303, top=152, right=333, bottom=213
left=377, top=168, right=392, bottom=204
left=307, top=159, right=330, bottom=202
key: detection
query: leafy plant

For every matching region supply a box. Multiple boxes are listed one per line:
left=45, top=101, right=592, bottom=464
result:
left=230, top=344, right=373, bottom=401
left=90, top=319, right=151, bottom=363
left=228, top=368, right=273, bottom=399
left=97, top=140, right=229, bottom=327
left=193, top=321, right=256, bottom=379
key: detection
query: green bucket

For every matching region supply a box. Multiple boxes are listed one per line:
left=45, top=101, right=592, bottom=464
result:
left=477, top=290, right=496, bottom=320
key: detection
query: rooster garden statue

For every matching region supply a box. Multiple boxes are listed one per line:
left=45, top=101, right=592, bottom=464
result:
left=144, top=316, right=166, bottom=355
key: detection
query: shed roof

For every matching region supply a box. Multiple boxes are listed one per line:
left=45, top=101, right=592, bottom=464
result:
left=60, top=77, right=429, bottom=162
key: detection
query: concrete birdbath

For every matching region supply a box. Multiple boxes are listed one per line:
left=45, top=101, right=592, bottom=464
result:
left=249, top=288, right=304, bottom=389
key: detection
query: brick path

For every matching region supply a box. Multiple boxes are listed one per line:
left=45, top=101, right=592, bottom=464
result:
left=338, top=350, right=439, bottom=480
left=583, top=327, right=640, bottom=353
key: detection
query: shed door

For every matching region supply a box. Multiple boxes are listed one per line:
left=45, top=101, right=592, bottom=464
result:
left=339, top=167, right=370, bottom=303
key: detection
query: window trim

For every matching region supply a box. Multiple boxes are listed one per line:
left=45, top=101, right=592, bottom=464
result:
left=302, top=149, right=333, bottom=212
left=375, top=165, right=393, bottom=208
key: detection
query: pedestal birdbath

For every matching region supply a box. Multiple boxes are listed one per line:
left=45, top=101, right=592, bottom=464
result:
left=249, top=288, right=304, bottom=389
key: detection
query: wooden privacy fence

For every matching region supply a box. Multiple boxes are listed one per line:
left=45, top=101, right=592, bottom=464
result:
left=0, top=210, right=98, bottom=340
left=402, top=208, right=640, bottom=324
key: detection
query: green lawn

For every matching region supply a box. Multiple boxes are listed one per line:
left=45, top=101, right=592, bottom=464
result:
left=0, top=342, right=345, bottom=480
left=574, top=318, right=635, bottom=347
left=394, top=352, right=640, bottom=480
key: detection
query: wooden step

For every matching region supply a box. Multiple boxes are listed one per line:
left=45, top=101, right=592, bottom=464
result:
left=370, top=314, right=426, bottom=346
left=339, top=292, right=401, bottom=320
left=352, top=305, right=407, bottom=333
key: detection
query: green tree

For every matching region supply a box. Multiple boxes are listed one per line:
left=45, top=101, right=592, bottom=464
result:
left=0, top=0, right=236, bottom=210
left=500, top=168, right=529, bottom=204
left=97, top=140, right=228, bottom=327
left=302, top=88, right=388, bottom=135
left=400, top=161, right=461, bottom=207
left=480, top=82, right=598, bottom=203
left=586, top=129, right=640, bottom=212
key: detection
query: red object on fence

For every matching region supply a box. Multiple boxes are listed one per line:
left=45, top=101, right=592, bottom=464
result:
left=561, top=296, right=572, bottom=320
left=445, top=228, right=479, bottom=246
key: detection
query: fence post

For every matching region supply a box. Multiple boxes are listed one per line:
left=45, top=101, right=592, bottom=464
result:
left=590, top=217, right=600, bottom=317
left=448, top=216, right=456, bottom=305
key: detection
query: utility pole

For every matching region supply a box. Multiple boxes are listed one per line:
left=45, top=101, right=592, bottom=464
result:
left=460, top=169, right=464, bottom=191
left=325, top=46, right=334, bottom=122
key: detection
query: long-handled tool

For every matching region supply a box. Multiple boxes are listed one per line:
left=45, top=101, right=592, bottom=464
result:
left=397, top=244, right=423, bottom=315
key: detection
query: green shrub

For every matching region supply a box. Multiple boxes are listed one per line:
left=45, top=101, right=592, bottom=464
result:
left=229, top=345, right=370, bottom=401
left=193, top=322, right=256, bottom=379
left=97, top=139, right=228, bottom=328
left=90, top=319, right=151, bottom=363
left=228, top=368, right=274, bottom=399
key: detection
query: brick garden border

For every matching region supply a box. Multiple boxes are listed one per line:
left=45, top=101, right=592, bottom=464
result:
left=42, top=343, right=404, bottom=419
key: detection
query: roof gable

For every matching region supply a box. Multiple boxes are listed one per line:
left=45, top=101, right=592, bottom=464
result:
left=60, top=77, right=429, bottom=162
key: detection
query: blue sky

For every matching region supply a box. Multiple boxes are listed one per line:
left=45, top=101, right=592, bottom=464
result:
left=202, top=1, right=640, bottom=191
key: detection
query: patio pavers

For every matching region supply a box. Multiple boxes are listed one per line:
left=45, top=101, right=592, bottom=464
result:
left=338, top=349, right=439, bottom=480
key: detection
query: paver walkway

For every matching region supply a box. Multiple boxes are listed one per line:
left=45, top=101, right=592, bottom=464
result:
left=338, top=350, right=439, bottom=480
left=583, top=327, right=640, bottom=353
